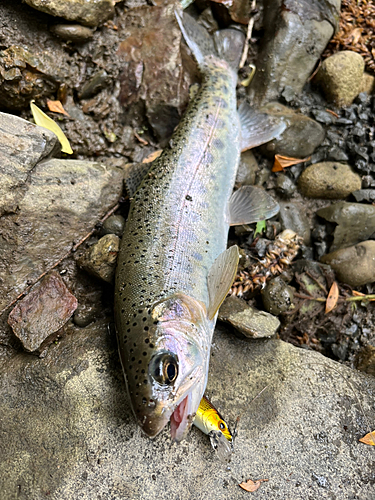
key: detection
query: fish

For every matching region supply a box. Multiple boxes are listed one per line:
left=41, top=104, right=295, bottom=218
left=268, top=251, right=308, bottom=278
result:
left=114, top=9, right=285, bottom=441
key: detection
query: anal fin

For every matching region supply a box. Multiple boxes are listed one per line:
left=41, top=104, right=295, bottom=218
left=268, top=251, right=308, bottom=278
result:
left=239, top=102, right=286, bottom=152
left=227, top=186, right=279, bottom=226
left=207, top=246, right=240, bottom=320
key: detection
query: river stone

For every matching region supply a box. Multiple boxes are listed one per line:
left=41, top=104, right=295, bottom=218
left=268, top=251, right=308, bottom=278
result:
left=0, top=112, right=59, bottom=216
left=261, top=276, right=294, bottom=315
left=298, top=162, right=362, bottom=199
left=51, top=24, right=94, bottom=42
left=317, top=201, right=375, bottom=251
left=278, top=201, right=311, bottom=245
left=260, top=103, right=325, bottom=158
left=314, top=51, right=365, bottom=107
left=359, top=72, right=375, bottom=95
left=218, top=296, right=280, bottom=338
left=7, top=272, right=77, bottom=352
left=0, top=320, right=374, bottom=499
left=235, top=150, right=258, bottom=186
left=321, top=241, right=375, bottom=287
left=275, top=174, right=296, bottom=198
left=0, top=158, right=123, bottom=314
left=76, top=234, right=120, bottom=283
left=24, top=0, right=114, bottom=27
left=248, top=0, right=340, bottom=105
left=101, top=215, right=125, bottom=237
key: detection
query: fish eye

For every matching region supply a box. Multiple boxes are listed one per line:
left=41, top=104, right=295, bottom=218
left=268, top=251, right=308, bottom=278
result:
left=219, top=421, right=226, bottom=431
left=149, top=351, right=178, bottom=385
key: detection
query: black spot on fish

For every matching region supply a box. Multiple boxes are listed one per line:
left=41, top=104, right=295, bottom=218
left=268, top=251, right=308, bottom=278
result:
left=185, top=194, right=192, bottom=201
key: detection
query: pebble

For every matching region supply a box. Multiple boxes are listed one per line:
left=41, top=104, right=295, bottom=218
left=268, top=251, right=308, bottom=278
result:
left=51, top=24, right=94, bottom=42
left=278, top=201, right=311, bottom=245
left=79, top=69, right=108, bottom=99
left=321, top=240, right=375, bottom=287
left=77, top=234, right=120, bottom=283
left=235, top=150, right=258, bottom=186
left=298, top=162, right=361, bottom=199
left=359, top=72, right=375, bottom=95
left=218, top=296, right=280, bottom=339
left=73, top=303, right=101, bottom=328
left=7, top=272, right=77, bottom=352
left=352, top=189, right=375, bottom=203
left=260, top=103, right=325, bottom=158
left=275, top=174, right=296, bottom=198
left=24, top=0, right=114, bottom=27
left=100, top=215, right=125, bottom=237
left=261, top=276, right=294, bottom=316
left=314, top=51, right=365, bottom=107
left=317, top=202, right=375, bottom=251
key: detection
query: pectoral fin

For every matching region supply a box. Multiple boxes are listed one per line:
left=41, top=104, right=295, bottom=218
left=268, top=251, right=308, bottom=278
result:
left=239, top=102, right=286, bottom=152
left=227, top=185, right=279, bottom=226
left=123, top=162, right=153, bottom=197
left=207, top=246, right=239, bottom=320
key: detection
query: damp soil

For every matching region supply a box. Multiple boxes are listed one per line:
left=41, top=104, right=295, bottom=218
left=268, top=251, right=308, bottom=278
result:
left=1, top=0, right=374, bottom=370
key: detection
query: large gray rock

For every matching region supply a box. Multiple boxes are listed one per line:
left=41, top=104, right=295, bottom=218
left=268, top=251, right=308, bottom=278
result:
left=0, top=157, right=123, bottom=314
left=248, top=0, right=340, bottom=105
left=0, top=112, right=59, bottom=215
left=0, top=321, right=374, bottom=499
left=24, top=0, right=115, bottom=27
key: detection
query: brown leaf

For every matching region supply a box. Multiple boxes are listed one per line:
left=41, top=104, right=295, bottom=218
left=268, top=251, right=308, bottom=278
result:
left=349, top=27, right=362, bottom=45
left=359, top=431, right=375, bottom=446
left=142, top=149, right=163, bottom=163
left=325, top=281, right=339, bottom=314
left=46, top=99, right=70, bottom=116
left=272, top=154, right=311, bottom=172
left=239, top=479, right=268, bottom=492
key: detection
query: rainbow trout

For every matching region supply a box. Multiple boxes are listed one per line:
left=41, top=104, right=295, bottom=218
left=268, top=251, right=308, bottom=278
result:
left=115, top=10, right=285, bottom=441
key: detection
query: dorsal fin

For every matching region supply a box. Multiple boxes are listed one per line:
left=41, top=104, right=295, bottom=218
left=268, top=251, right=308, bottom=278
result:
left=207, top=246, right=239, bottom=320
left=227, top=186, right=279, bottom=226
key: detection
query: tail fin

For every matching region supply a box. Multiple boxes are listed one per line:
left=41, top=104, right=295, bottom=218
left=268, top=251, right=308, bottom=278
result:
left=175, top=10, right=244, bottom=71
left=175, top=9, right=215, bottom=67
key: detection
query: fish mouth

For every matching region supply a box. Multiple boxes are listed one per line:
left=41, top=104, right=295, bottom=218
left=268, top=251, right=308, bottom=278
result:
left=170, top=392, right=194, bottom=442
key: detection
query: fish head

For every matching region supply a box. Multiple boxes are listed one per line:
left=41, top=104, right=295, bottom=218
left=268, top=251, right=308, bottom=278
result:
left=123, top=293, right=211, bottom=441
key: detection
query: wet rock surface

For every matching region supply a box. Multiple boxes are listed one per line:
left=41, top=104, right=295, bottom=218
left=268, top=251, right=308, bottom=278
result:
left=298, top=162, right=362, bottom=199
left=218, top=296, right=280, bottom=338
left=278, top=202, right=311, bottom=245
left=1, top=322, right=374, bottom=500
left=261, top=276, right=294, bottom=316
left=8, top=272, right=78, bottom=352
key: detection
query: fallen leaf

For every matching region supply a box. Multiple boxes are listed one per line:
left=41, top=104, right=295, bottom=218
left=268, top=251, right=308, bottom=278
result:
left=325, top=281, right=339, bottom=313
left=239, top=479, right=268, bottom=492
left=47, top=99, right=70, bottom=117
left=359, top=431, right=375, bottom=446
left=30, top=101, right=73, bottom=154
left=349, top=27, right=362, bottom=45
left=352, top=290, right=365, bottom=297
left=272, top=154, right=310, bottom=172
left=254, top=220, right=266, bottom=237
left=142, top=149, right=163, bottom=163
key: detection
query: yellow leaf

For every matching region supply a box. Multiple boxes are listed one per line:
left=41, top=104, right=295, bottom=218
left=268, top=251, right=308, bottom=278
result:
left=272, top=154, right=311, bottom=172
left=47, top=99, right=70, bottom=117
left=239, top=478, right=268, bottom=492
left=325, top=281, right=339, bottom=314
left=359, top=431, right=375, bottom=446
left=142, top=149, right=163, bottom=163
left=30, top=101, right=73, bottom=154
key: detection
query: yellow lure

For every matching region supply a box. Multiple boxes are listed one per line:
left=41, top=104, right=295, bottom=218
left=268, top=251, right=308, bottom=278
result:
left=194, top=395, right=232, bottom=443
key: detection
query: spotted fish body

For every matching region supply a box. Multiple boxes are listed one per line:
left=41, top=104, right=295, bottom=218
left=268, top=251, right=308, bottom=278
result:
left=115, top=12, right=283, bottom=440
